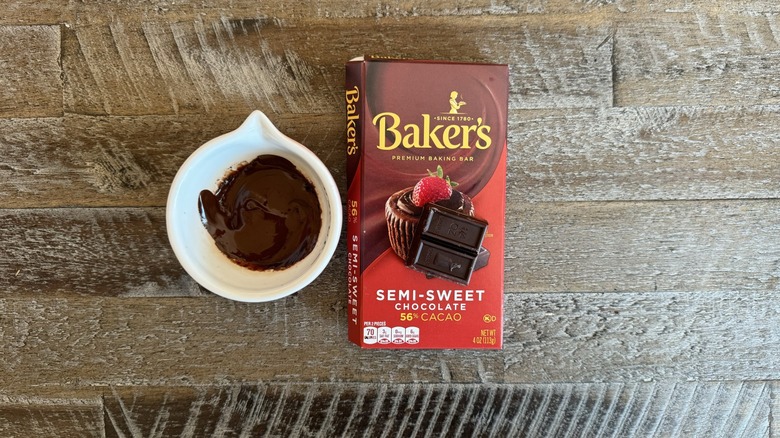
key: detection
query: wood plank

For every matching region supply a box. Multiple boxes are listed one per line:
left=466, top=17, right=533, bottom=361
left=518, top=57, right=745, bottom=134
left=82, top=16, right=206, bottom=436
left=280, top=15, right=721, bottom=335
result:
left=614, top=13, right=780, bottom=106
left=0, top=26, right=62, bottom=117
left=1, top=199, right=778, bottom=297
left=772, top=383, right=780, bottom=438
left=101, top=382, right=770, bottom=437
left=5, top=105, right=779, bottom=209
left=61, top=22, right=171, bottom=116
left=2, top=291, right=780, bottom=387
left=62, top=16, right=612, bottom=116
left=0, top=114, right=344, bottom=208
left=68, top=1, right=482, bottom=23
left=519, top=1, right=780, bottom=15
left=65, top=1, right=604, bottom=23
left=511, top=106, right=780, bottom=202
left=0, top=0, right=772, bottom=26
left=0, top=297, right=504, bottom=390
left=508, top=199, right=780, bottom=293
left=0, top=3, right=65, bottom=25
left=64, top=1, right=780, bottom=22
left=0, top=208, right=201, bottom=297
left=0, top=395, right=104, bottom=438
left=503, top=290, right=780, bottom=382
left=59, top=8, right=780, bottom=114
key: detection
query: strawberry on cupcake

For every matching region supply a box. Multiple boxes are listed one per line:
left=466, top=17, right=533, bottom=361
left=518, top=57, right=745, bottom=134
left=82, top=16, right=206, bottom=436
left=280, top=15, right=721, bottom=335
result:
left=385, top=166, right=475, bottom=262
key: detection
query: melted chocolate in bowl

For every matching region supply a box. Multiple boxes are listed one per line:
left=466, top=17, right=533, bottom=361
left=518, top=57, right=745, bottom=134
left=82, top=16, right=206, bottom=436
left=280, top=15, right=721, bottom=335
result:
left=198, top=155, right=322, bottom=270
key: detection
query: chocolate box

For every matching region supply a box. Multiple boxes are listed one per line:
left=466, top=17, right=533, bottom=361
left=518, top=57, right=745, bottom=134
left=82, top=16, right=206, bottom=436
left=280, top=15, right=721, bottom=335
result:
left=345, top=57, right=508, bottom=349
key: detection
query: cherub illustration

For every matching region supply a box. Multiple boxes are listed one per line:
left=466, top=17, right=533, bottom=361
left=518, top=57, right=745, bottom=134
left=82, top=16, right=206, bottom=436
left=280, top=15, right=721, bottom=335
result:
left=448, top=91, right=466, bottom=114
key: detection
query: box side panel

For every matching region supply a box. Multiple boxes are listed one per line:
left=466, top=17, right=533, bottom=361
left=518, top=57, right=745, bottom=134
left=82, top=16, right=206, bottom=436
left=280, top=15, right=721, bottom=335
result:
left=345, top=60, right=365, bottom=346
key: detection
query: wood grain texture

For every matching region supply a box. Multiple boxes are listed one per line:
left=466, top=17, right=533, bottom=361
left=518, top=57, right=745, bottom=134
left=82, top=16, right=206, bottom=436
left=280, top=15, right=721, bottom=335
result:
left=0, top=0, right=775, bottom=26
left=503, top=290, right=780, bottom=382
left=507, top=199, right=780, bottom=293
left=2, top=291, right=780, bottom=388
left=4, top=105, right=778, bottom=209
left=101, top=382, right=770, bottom=437
left=62, top=16, right=612, bottom=116
left=2, top=200, right=777, bottom=297
left=0, top=26, right=61, bottom=117
left=63, top=1, right=780, bottom=22
left=0, top=2, right=64, bottom=25
left=0, top=296, right=503, bottom=390
left=772, top=382, right=780, bottom=438
left=0, top=114, right=344, bottom=208
left=0, top=208, right=201, bottom=297
left=64, top=1, right=613, bottom=23
left=0, top=381, right=769, bottom=437
left=614, top=13, right=780, bottom=106
left=0, top=395, right=104, bottom=438
left=510, top=106, right=780, bottom=202
left=58, top=9, right=780, bottom=116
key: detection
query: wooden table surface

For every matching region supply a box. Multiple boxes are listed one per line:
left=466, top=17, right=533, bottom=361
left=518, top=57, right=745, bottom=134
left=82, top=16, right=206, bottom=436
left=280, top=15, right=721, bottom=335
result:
left=2, top=1, right=779, bottom=436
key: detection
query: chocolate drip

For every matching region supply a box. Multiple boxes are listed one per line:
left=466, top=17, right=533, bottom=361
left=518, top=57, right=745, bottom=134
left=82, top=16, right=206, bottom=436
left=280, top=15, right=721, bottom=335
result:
left=397, top=190, right=474, bottom=216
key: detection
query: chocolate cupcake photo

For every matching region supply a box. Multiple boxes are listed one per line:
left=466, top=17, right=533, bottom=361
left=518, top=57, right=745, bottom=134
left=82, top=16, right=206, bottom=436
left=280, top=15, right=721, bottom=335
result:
left=385, top=166, right=475, bottom=262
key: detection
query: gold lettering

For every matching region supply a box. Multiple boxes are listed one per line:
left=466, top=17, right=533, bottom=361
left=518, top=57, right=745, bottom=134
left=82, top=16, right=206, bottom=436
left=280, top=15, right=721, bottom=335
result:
left=345, top=86, right=360, bottom=155
left=476, top=125, right=492, bottom=149
left=443, top=125, right=461, bottom=149
left=371, top=112, right=493, bottom=150
left=461, top=124, right=477, bottom=148
left=345, top=86, right=359, bottom=104
left=402, top=123, right=422, bottom=148
left=373, top=112, right=402, bottom=150
left=422, top=115, right=445, bottom=149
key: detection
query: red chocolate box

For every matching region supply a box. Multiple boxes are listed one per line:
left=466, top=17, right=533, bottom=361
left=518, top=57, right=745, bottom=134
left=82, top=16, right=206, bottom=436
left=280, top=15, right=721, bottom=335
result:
left=346, top=57, right=508, bottom=349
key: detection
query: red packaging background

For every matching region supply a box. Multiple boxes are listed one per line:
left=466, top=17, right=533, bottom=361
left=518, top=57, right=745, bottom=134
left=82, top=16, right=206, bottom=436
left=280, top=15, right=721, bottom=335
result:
left=347, top=58, right=508, bottom=349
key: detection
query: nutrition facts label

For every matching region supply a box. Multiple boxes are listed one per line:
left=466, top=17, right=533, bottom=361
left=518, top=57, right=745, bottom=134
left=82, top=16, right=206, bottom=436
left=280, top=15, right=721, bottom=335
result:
left=363, top=326, right=420, bottom=345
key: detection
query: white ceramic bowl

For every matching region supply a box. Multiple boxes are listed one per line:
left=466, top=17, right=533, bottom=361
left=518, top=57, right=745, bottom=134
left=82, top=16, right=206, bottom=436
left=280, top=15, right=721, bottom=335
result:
left=166, top=111, right=342, bottom=302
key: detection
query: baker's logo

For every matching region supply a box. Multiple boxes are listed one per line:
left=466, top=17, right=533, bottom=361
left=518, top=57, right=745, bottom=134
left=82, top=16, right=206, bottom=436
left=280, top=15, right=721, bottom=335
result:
left=448, top=91, right=466, bottom=114
left=373, top=91, right=492, bottom=151
left=345, top=86, right=360, bottom=156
